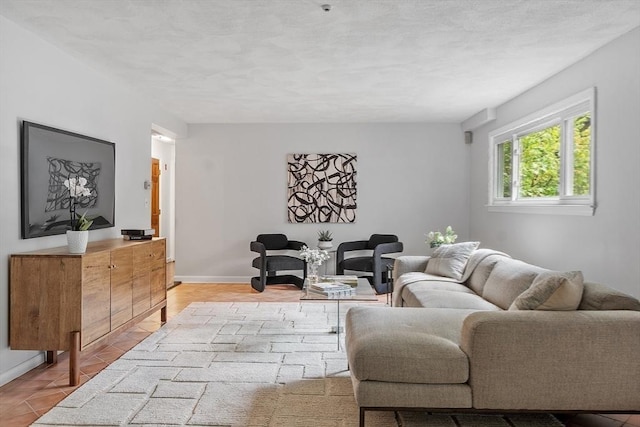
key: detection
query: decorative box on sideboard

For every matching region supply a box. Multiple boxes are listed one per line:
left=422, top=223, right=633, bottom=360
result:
left=9, top=238, right=167, bottom=385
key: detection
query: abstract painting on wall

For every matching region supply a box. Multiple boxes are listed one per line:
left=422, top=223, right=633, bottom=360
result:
left=287, top=153, right=357, bottom=223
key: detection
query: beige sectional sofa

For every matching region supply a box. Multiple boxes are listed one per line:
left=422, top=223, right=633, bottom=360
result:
left=345, top=247, right=640, bottom=426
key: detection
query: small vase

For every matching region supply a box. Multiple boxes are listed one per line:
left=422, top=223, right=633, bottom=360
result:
left=318, top=240, right=333, bottom=250
left=67, top=230, right=89, bottom=254
left=307, top=262, right=320, bottom=285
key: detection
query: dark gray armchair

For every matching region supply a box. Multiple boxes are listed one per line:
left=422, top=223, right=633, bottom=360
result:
left=250, top=234, right=307, bottom=292
left=336, top=234, right=403, bottom=294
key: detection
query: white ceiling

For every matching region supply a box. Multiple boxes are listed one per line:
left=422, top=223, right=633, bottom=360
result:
left=1, top=0, right=639, bottom=123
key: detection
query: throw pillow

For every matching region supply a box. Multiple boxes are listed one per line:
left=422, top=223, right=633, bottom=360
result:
left=578, top=282, right=640, bottom=311
left=509, top=270, right=584, bottom=311
left=425, top=241, right=480, bottom=281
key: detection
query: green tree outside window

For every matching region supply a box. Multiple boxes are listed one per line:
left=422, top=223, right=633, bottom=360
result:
left=572, top=114, right=591, bottom=196
left=519, top=125, right=561, bottom=198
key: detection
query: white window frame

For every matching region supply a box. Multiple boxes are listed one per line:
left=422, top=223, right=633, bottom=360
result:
left=488, top=88, right=596, bottom=216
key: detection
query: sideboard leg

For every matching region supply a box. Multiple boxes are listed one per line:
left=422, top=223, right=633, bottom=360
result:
left=69, top=331, right=80, bottom=386
left=46, top=350, right=57, bottom=364
left=161, top=306, right=167, bottom=324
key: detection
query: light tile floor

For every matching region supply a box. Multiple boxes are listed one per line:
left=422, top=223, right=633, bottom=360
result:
left=0, top=284, right=637, bottom=427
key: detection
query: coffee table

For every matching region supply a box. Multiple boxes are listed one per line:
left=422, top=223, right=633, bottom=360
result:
left=300, top=277, right=378, bottom=349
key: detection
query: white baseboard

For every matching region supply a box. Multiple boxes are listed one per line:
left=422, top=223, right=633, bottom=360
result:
left=174, top=276, right=251, bottom=284
left=0, top=352, right=45, bottom=387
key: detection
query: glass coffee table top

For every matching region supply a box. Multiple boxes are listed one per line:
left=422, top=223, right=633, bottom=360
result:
left=300, top=277, right=378, bottom=301
left=300, top=277, right=379, bottom=350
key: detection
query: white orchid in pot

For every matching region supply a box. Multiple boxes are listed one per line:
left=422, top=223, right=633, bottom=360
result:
left=64, top=176, right=94, bottom=253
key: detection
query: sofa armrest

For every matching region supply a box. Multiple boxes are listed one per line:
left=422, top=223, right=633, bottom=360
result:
left=460, top=310, right=640, bottom=411
left=393, top=255, right=430, bottom=279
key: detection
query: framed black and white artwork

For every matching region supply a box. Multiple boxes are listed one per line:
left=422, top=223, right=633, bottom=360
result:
left=20, top=121, right=116, bottom=239
left=287, top=153, right=357, bottom=223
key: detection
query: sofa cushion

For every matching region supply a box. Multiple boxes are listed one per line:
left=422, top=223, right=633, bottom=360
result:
left=402, top=280, right=474, bottom=294
left=482, top=259, right=547, bottom=310
left=345, top=307, right=474, bottom=384
left=578, top=282, right=640, bottom=311
left=425, top=241, right=480, bottom=280
left=509, top=271, right=584, bottom=311
left=394, top=272, right=461, bottom=307
left=402, top=286, right=502, bottom=310
left=465, top=252, right=503, bottom=295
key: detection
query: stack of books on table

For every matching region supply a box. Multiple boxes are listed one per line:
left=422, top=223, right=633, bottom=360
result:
left=121, top=229, right=155, bottom=240
left=308, top=282, right=356, bottom=298
left=320, top=275, right=359, bottom=287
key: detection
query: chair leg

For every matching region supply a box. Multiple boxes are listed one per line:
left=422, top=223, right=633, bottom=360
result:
left=250, top=277, right=265, bottom=292
left=251, top=267, right=267, bottom=292
left=290, top=275, right=304, bottom=289
left=359, top=407, right=366, bottom=427
left=371, top=271, right=393, bottom=294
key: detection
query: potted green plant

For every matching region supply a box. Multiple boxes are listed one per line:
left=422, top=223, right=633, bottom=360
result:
left=425, top=225, right=457, bottom=248
left=317, top=230, right=333, bottom=250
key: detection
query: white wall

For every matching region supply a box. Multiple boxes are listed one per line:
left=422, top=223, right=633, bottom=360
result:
left=175, top=123, right=470, bottom=282
left=469, top=27, right=640, bottom=298
left=0, top=16, right=186, bottom=385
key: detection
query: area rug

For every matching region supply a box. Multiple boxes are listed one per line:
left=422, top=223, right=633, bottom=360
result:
left=33, top=302, right=562, bottom=426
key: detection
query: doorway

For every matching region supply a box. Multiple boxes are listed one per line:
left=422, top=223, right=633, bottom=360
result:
left=151, top=129, right=176, bottom=263
left=151, top=158, right=160, bottom=237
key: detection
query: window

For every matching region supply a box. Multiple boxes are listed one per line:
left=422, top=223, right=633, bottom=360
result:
left=488, top=88, right=595, bottom=215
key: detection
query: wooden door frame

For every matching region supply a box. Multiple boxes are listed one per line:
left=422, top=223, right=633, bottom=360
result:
left=151, top=158, right=160, bottom=237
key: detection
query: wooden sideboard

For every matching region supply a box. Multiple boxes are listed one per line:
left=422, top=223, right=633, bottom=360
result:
left=10, top=238, right=167, bottom=385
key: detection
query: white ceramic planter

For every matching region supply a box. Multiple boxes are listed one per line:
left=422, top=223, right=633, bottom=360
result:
left=67, top=230, right=89, bottom=254
left=317, top=240, right=333, bottom=250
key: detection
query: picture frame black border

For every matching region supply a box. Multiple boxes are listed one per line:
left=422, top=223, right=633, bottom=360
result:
left=20, top=120, right=116, bottom=239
